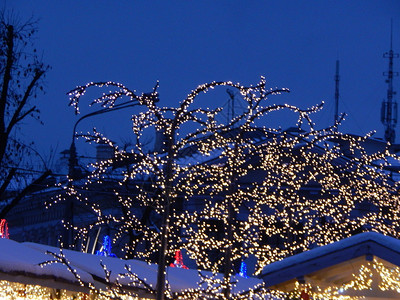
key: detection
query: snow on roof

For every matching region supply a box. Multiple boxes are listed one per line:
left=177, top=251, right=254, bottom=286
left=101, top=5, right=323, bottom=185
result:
left=0, top=238, right=92, bottom=292
left=24, top=241, right=159, bottom=291
left=260, top=231, right=400, bottom=287
left=0, top=238, right=263, bottom=296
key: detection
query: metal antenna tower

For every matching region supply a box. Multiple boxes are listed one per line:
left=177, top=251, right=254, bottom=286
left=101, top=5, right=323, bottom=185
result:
left=334, top=60, right=340, bottom=130
left=381, top=20, right=399, bottom=144
left=226, top=89, right=235, bottom=124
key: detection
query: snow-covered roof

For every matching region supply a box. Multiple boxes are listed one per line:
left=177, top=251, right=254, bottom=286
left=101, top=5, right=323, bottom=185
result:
left=0, top=238, right=91, bottom=292
left=260, top=231, right=400, bottom=287
left=0, top=238, right=263, bottom=296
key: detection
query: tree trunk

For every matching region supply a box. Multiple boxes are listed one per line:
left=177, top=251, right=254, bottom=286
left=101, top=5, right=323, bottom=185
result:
left=0, top=25, right=14, bottom=162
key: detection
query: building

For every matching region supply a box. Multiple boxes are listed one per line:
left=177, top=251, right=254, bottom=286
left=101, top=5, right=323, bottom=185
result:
left=260, top=232, right=400, bottom=299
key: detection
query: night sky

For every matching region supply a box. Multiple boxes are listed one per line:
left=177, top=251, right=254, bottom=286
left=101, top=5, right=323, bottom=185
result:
left=4, top=1, right=400, bottom=170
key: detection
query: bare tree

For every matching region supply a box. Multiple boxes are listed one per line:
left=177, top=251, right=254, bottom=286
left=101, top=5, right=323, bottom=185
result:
left=62, top=78, right=293, bottom=299
left=0, top=12, right=50, bottom=218
left=55, top=75, right=400, bottom=300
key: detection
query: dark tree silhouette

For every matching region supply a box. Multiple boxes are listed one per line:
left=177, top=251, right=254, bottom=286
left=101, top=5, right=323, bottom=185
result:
left=0, top=13, right=51, bottom=218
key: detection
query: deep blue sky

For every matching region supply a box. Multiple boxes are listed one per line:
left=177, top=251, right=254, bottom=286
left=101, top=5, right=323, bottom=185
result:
left=4, top=1, right=400, bottom=169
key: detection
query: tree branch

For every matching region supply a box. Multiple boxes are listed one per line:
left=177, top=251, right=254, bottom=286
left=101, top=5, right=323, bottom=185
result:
left=0, top=169, right=51, bottom=219
left=13, top=106, right=36, bottom=125
left=0, top=167, right=16, bottom=198
left=6, top=68, right=45, bottom=137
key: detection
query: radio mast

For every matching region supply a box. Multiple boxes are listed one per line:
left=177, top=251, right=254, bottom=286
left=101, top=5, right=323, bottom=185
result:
left=334, top=60, right=340, bottom=130
left=381, top=20, right=399, bottom=144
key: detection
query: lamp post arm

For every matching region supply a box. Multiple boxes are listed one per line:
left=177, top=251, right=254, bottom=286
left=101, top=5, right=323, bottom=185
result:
left=71, top=101, right=141, bottom=142
left=68, top=101, right=141, bottom=178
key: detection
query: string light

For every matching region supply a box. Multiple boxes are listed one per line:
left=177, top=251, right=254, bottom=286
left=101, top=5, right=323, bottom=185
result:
left=169, top=250, right=188, bottom=269
left=0, top=219, right=9, bottom=239
left=238, top=262, right=249, bottom=279
left=283, top=258, right=400, bottom=299
left=96, top=235, right=117, bottom=257
left=0, top=279, right=151, bottom=299
left=45, top=77, right=400, bottom=299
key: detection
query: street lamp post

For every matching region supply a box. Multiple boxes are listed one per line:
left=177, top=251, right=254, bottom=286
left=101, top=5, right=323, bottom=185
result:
left=68, top=100, right=143, bottom=179
left=65, top=101, right=142, bottom=248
